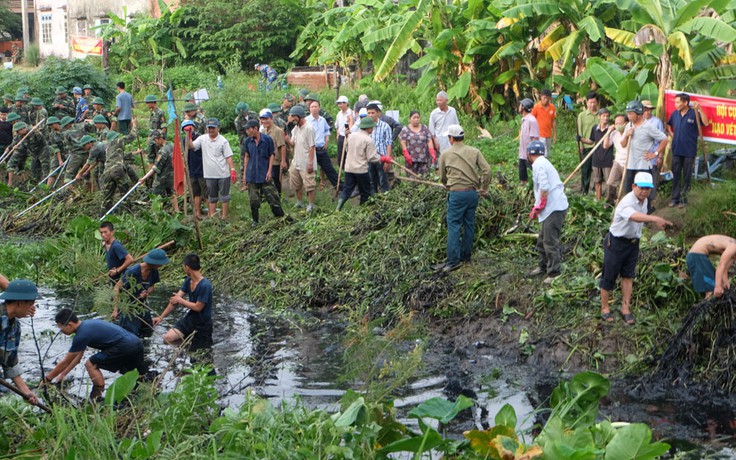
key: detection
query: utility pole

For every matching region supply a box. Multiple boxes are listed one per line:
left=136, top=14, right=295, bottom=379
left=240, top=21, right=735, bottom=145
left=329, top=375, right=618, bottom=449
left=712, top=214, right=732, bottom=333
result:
left=21, top=0, right=30, bottom=52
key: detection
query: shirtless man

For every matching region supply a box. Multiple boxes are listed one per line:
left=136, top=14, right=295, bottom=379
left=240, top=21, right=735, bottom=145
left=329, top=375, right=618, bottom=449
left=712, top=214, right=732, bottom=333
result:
left=686, top=235, right=736, bottom=298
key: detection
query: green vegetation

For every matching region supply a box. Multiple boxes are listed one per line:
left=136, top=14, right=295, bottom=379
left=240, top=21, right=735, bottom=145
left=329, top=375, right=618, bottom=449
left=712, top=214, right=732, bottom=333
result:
left=0, top=367, right=668, bottom=459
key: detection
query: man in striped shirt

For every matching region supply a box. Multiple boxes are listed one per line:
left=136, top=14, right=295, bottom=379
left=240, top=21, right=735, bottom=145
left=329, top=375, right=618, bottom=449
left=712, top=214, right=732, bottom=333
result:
left=367, top=101, right=391, bottom=193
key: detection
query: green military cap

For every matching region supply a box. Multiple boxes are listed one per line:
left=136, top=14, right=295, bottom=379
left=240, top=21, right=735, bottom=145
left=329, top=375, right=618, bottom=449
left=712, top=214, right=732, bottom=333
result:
left=106, top=131, right=121, bottom=141
left=91, top=97, right=105, bottom=105
left=305, top=93, right=319, bottom=102
left=77, top=134, right=96, bottom=146
left=2, top=93, right=14, bottom=101
left=289, top=105, right=306, bottom=118
left=358, top=117, right=375, bottom=129
left=13, top=122, right=28, bottom=132
left=267, top=103, right=281, bottom=113
left=83, top=84, right=93, bottom=90
left=0, top=279, right=38, bottom=301
left=6, top=112, right=21, bottom=122
left=60, top=116, right=74, bottom=127
left=185, top=93, right=194, bottom=100
left=55, top=86, right=68, bottom=94
left=283, top=93, right=295, bottom=103
left=298, top=88, right=309, bottom=98
left=47, top=116, right=61, bottom=125
left=150, top=129, right=164, bottom=139
left=15, top=94, right=28, bottom=102
left=17, top=87, right=29, bottom=94
left=144, top=95, right=158, bottom=103
left=183, top=102, right=198, bottom=112
left=235, top=102, right=249, bottom=114
left=92, top=114, right=108, bottom=124
left=30, top=97, right=44, bottom=106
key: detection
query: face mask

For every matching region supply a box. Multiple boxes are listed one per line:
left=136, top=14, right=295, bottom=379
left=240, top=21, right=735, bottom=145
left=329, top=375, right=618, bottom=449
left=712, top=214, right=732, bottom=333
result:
left=615, top=124, right=625, bottom=133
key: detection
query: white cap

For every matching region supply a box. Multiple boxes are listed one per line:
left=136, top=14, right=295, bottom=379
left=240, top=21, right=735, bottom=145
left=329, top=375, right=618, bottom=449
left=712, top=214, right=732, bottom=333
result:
left=368, top=100, right=383, bottom=111
left=358, top=107, right=368, bottom=117
left=633, top=172, right=654, bottom=188
left=442, top=124, right=464, bottom=138
left=335, top=95, right=349, bottom=104
left=258, top=108, right=273, bottom=118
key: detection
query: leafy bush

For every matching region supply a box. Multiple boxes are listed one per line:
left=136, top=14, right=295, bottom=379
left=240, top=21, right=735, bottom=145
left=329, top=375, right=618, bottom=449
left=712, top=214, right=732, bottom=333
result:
left=0, top=57, right=114, bottom=107
left=23, top=44, right=40, bottom=67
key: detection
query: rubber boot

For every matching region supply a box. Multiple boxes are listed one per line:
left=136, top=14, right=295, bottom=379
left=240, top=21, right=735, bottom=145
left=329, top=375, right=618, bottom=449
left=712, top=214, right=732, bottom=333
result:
left=336, top=198, right=345, bottom=211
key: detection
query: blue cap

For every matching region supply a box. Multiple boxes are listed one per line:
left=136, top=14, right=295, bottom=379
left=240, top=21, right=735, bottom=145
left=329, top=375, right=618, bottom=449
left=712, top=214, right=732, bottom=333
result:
left=206, top=118, right=220, bottom=128
left=0, top=279, right=39, bottom=301
left=143, top=248, right=170, bottom=266
left=181, top=120, right=195, bottom=130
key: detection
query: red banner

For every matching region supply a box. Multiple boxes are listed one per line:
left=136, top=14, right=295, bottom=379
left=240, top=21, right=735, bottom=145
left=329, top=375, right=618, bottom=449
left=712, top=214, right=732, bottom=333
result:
left=173, top=121, right=185, bottom=196
left=71, top=37, right=103, bottom=56
left=664, top=90, right=736, bottom=146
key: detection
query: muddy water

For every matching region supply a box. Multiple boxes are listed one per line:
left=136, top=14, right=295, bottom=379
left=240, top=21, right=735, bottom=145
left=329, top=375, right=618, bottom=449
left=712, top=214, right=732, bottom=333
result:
left=7, top=287, right=736, bottom=458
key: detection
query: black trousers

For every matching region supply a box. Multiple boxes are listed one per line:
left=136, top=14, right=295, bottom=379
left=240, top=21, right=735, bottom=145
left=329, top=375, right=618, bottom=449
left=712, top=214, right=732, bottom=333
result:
left=315, top=147, right=339, bottom=188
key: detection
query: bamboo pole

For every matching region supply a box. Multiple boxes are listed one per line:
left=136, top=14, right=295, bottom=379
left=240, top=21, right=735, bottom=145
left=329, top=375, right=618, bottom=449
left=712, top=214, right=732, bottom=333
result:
left=695, top=109, right=711, bottom=183
left=0, top=118, right=46, bottom=164
left=563, top=130, right=611, bottom=186
left=394, top=175, right=445, bottom=188
left=0, top=377, right=52, bottom=413
left=390, top=159, right=420, bottom=178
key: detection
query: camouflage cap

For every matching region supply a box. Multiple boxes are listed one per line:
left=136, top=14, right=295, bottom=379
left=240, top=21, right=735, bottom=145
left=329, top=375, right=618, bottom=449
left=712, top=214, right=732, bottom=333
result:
left=83, top=84, right=93, bottom=90
left=14, top=94, right=28, bottom=102
left=183, top=102, right=197, bottom=112
left=283, top=93, right=295, bottom=102
left=30, top=97, right=44, bottom=106
left=92, top=115, right=108, bottom=124
left=12, top=121, right=28, bottom=132
left=267, top=103, right=281, bottom=113
left=55, top=86, right=68, bottom=94
left=185, top=93, right=194, bottom=100
left=150, top=129, right=164, bottom=139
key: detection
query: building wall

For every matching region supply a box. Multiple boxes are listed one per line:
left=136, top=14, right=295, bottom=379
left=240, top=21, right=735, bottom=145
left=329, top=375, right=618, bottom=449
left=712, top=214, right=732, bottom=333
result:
left=36, top=0, right=69, bottom=58
left=66, top=0, right=149, bottom=59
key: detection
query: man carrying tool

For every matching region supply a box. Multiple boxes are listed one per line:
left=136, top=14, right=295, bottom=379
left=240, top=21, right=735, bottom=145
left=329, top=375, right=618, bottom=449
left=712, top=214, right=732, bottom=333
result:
left=527, top=140, right=569, bottom=283
left=437, top=124, right=491, bottom=273
left=45, top=309, right=148, bottom=401
left=576, top=91, right=599, bottom=194
left=52, top=87, right=75, bottom=119
left=600, top=172, right=672, bottom=324
left=45, top=116, right=66, bottom=186
left=620, top=100, right=668, bottom=195
left=1, top=279, right=40, bottom=405
left=686, top=235, right=736, bottom=299
left=7, top=121, right=48, bottom=187
left=144, top=95, right=167, bottom=171
left=138, top=129, right=180, bottom=214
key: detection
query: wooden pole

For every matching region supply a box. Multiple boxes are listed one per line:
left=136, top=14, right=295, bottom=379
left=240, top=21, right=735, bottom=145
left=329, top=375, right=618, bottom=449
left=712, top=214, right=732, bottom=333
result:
left=0, top=377, right=52, bottom=413
left=0, top=118, right=47, bottom=164
left=134, top=116, right=146, bottom=176
left=390, top=159, right=420, bottom=178
left=394, top=175, right=445, bottom=188
left=181, top=127, right=204, bottom=250
left=335, top=143, right=345, bottom=199
left=695, top=109, right=711, bottom=183
left=563, top=130, right=611, bottom=186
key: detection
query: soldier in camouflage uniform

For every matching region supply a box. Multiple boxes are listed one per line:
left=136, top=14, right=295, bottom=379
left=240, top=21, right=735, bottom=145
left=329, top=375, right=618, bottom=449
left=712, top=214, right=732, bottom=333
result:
left=183, top=103, right=206, bottom=136
left=3, top=94, right=14, bottom=109
left=267, top=103, right=286, bottom=130
left=62, top=117, right=89, bottom=183
left=12, top=95, right=31, bottom=124
left=87, top=115, right=111, bottom=142
left=144, top=95, right=166, bottom=166
left=234, top=102, right=258, bottom=152
left=85, top=98, right=113, bottom=124
left=45, top=116, right=67, bottom=186
left=6, top=121, right=48, bottom=187
left=29, top=98, right=48, bottom=129
left=181, top=93, right=206, bottom=120
left=77, top=127, right=138, bottom=209
left=51, top=87, right=76, bottom=119
left=138, top=129, right=179, bottom=213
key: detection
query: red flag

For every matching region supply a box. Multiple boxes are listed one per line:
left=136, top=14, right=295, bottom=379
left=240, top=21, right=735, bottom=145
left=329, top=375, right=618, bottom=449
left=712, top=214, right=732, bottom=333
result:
left=173, top=119, right=185, bottom=196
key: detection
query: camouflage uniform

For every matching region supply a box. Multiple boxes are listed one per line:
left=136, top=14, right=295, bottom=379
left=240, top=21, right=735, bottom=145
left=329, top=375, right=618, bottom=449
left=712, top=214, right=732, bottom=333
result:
left=234, top=112, right=258, bottom=150
left=99, top=130, right=138, bottom=208
left=7, top=130, right=48, bottom=183
left=52, top=95, right=76, bottom=119
left=187, top=112, right=207, bottom=136
left=11, top=104, right=31, bottom=124
left=47, top=129, right=67, bottom=171
left=147, top=107, right=166, bottom=164
left=151, top=142, right=175, bottom=196
left=63, top=127, right=88, bottom=181
left=30, top=107, right=48, bottom=129
left=86, top=108, right=113, bottom=124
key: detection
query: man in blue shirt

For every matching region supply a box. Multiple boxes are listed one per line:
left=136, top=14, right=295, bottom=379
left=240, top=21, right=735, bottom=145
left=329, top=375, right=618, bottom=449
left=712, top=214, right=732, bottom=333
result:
left=114, top=82, right=134, bottom=135
left=99, top=221, right=134, bottom=283
left=45, top=309, right=147, bottom=400
left=153, top=253, right=214, bottom=365
left=667, top=93, right=709, bottom=208
left=255, top=63, right=278, bottom=91
left=242, top=119, right=285, bottom=225
left=307, top=100, right=341, bottom=193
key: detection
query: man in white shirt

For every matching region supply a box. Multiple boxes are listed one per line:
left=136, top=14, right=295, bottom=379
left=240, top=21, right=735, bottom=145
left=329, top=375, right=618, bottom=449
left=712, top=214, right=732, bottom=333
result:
left=285, top=105, right=317, bottom=212
left=600, top=172, right=672, bottom=324
left=335, top=95, right=354, bottom=171
left=527, top=141, right=568, bottom=283
left=185, top=118, right=236, bottom=220
left=428, top=91, right=459, bottom=155
left=604, top=114, right=628, bottom=205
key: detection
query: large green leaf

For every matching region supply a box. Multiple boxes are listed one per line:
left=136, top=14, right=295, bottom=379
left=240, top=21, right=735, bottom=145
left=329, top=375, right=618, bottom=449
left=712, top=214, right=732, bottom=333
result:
left=605, top=27, right=636, bottom=47
left=494, top=403, right=517, bottom=429
left=408, top=395, right=474, bottom=423
left=616, top=79, right=641, bottom=103
left=636, top=0, right=666, bottom=30
left=498, top=1, right=561, bottom=18
left=105, top=369, right=139, bottom=405
left=578, top=16, right=605, bottom=42
left=333, top=397, right=366, bottom=427
left=678, top=16, right=736, bottom=43
left=560, top=29, right=585, bottom=71
left=377, top=427, right=444, bottom=454
left=374, top=0, right=431, bottom=81
left=587, top=59, right=627, bottom=98
left=489, top=41, right=525, bottom=64
left=666, top=30, right=692, bottom=69
left=640, top=82, right=659, bottom=102
left=604, top=424, right=670, bottom=460
left=673, top=0, right=730, bottom=28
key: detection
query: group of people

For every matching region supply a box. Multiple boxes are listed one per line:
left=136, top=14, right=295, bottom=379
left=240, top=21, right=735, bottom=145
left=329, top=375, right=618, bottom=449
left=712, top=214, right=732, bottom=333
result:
left=0, top=222, right=214, bottom=403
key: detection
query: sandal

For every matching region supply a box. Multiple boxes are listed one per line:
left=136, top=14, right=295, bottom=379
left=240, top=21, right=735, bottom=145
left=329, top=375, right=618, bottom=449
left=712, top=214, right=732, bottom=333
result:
left=601, top=311, right=614, bottom=322
left=621, top=312, right=635, bottom=325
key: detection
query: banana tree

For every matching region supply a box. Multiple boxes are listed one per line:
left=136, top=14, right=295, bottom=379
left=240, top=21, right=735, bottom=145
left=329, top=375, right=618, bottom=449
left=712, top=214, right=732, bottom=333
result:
left=604, top=0, right=736, bottom=108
